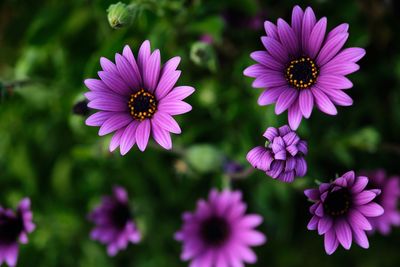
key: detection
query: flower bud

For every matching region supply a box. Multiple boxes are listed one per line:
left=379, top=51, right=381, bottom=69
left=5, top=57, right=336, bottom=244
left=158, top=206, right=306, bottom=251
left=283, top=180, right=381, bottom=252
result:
left=190, top=42, right=217, bottom=72
left=107, top=2, right=133, bottom=29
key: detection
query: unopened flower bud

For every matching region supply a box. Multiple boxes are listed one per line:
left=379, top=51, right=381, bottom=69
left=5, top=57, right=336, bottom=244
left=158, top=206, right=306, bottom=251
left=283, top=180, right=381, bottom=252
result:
left=107, top=2, right=133, bottom=29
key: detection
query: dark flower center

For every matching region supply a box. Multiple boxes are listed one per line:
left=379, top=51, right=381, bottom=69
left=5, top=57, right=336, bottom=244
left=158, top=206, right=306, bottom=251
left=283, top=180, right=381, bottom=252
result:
left=0, top=214, right=24, bottom=244
left=111, top=203, right=131, bottom=229
left=323, top=188, right=352, bottom=217
left=128, top=89, right=157, bottom=121
left=285, top=57, right=319, bottom=89
left=200, top=216, right=230, bottom=246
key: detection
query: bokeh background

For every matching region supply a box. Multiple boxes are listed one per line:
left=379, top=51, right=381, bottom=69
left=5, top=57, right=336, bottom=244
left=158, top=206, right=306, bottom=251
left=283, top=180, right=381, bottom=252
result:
left=1, top=0, right=400, bottom=266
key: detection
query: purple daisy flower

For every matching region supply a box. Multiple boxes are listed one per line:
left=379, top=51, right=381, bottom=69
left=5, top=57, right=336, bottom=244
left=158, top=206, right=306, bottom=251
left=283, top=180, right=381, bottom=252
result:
left=246, top=125, right=307, bottom=183
left=0, top=198, right=35, bottom=267
left=175, top=189, right=266, bottom=267
left=88, top=186, right=141, bottom=256
left=84, top=40, right=195, bottom=154
left=304, top=171, right=384, bottom=255
left=361, top=170, right=400, bottom=235
left=244, top=6, right=366, bottom=129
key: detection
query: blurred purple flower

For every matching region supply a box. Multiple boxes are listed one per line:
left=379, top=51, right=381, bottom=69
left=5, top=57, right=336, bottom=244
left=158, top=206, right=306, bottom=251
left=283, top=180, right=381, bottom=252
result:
left=84, top=40, right=195, bottom=154
left=88, top=186, right=141, bottom=256
left=223, top=9, right=266, bottom=30
left=200, top=34, right=214, bottom=44
left=0, top=198, right=35, bottom=267
left=244, top=6, right=365, bottom=129
left=247, top=125, right=307, bottom=183
left=361, top=170, right=400, bottom=235
left=175, top=189, right=266, bottom=267
left=305, top=171, right=384, bottom=255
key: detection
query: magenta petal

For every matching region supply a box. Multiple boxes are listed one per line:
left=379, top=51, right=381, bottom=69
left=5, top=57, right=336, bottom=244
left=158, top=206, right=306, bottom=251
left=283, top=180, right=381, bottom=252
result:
left=143, top=49, right=161, bottom=92
left=335, top=219, right=352, bottom=250
left=353, top=191, right=377, bottom=205
left=158, top=100, right=192, bottom=115
left=88, top=98, right=127, bottom=112
left=250, top=51, right=283, bottom=71
left=151, top=122, right=172, bottom=150
left=252, top=71, right=286, bottom=88
left=4, top=244, right=18, bottom=267
left=275, top=88, right=298, bottom=114
left=357, top=203, right=384, bottom=217
left=155, top=70, right=181, bottom=99
left=109, top=128, right=125, bottom=152
left=86, top=111, right=114, bottom=126
left=316, top=33, right=349, bottom=66
left=246, top=147, right=266, bottom=169
left=326, top=23, right=349, bottom=43
left=330, top=47, right=366, bottom=64
left=263, top=127, right=278, bottom=141
left=135, top=120, right=151, bottom=151
left=161, top=56, right=181, bottom=76
left=244, top=64, right=267, bottom=78
left=162, top=86, right=195, bottom=101
left=291, top=5, right=304, bottom=44
left=119, top=121, right=139, bottom=155
left=317, top=75, right=353, bottom=90
left=138, top=40, right=151, bottom=73
left=324, top=229, right=339, bottom=255
left=100, top=57, right=118, bottom=74
left=264, top=21, right=279, bottom=40
left=115, top=53, right=140, bottom=90
left=84, top=79, right=110, bottom=92
left=351, top=176, right=369, bottom=194
left=304, top=189, right=320, bottom=200
left=288, top=101, right=303, bottom=130
left=320, top=87, right=353, bottom=106
left=298, top=89, right=314, bottom=118
left=152, top=112, right=181, bottom=134
left=261, top=36, right=288, bottom=63
left=352, top=226, right=369, bottom=249
left=99, top=113, right=132, bottom=136
left=98, top=71, right=131, bottom=96
left=320, top=62, right=360, bottom=76
left=257, top=87, right=284, bottom=106
left=318, top=217, right=333, bottom=235
left=122, top=45, right=143, bottom=85
left=277, top=18, right=298, bottom=55
left=301, top=7, right=317, bottom=52
left=311, top=87, right=337, bottom=115
left=348, top=210, right=372, bottom=230
left=307, top=215, right=319, bottom=230
left=295, top=156, right=307, bottom=176
left=308, top=17, right=327, bottom=58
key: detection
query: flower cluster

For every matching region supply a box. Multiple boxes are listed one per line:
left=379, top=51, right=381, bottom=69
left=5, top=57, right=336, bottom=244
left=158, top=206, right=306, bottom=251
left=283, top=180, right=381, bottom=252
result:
left=247, top=125, right=307, bottom=183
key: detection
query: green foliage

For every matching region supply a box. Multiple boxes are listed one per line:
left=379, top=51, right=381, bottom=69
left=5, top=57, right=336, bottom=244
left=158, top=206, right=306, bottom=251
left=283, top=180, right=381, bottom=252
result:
left=1, top=0, right=400, bottom=266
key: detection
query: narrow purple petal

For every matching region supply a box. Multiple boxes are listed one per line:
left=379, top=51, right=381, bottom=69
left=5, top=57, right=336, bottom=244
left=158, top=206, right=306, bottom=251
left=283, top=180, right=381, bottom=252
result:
left=243, top=64, right=267, bottom=78
left=138, top=40, right=151, bottom=74
left=264, top=21, right=279, bottom=40
left=98, top=71, right=131, bottom=96
left=250, top=51, right=284, bottom=71
left=295, top=156, right=307, bottom=176
left=253, top=71, right=286, bottom=88
left=151, top=122, right=172, bottom=150
left=261, top=36, right=288, bottom=63
left=135, top=119, right=151, bottom=151
left=122, top=45, right=143, bottom=85
left=304, top=189, right=320, bottom=200
left=307, top=215, right=319, bottom=230
left=100, top=57, right=118, bottom=74
left=351, top=176, right=369, bottom=194
left=351, top=226, right=369, bottom=249
left=308, top=17, right=327, bottom=58
left=330, top=47, right=366, bottom=64
left=152, top=112, right=181, bottom=134
left=348, top=210, right=372, bottom=230
left=158, top=100, right=192, bottom=115
left=155, top=70, right=181, bottom=99
left=86, top=111, right=114, bottom=126
left=301, top=7, right=317, bottom=52
left=109, top=128, right=125, bottom=152
left=162, top=86, right=195, bottom=101
left=335, top=219, right=352, bottom=249
left=291, top=5, right=304, bottom=44
left=316, top=33, right=349, bottom=66
left=99, top=113, right=132, bottom=136
left=84, top=79, right=110, bottom=92
left=88, top=98, right=127, bottom=112
left=324, top=229, right=339, bottom=255
left=298, top=89, right=314, bottom=118
left=277, top=18, right=298, bottom=55
left=311, top=87, right=338, bottom=115
left=318, top=217, right=333, bottom=235
left=275, top=87, right=298, bottom=114
left=257, top=87, right=284, bottom=106
left=246, top=147, right=266, bottom=169
left=326, top=23, right=349, bottom=43
left=317, top=75, right=353, bottom=89
left=357, top=203, right=384, bottom=217
left=320, top=62, right=360, bottom=76
left=263, top=127, right=278, bottom=141
left=288, top=101, right=303, bottom=130
left=115, top=53, right=140, bottom=90
left=353, top=190, right=377, bottom=205
left=143, top=49, right=161, bottom=92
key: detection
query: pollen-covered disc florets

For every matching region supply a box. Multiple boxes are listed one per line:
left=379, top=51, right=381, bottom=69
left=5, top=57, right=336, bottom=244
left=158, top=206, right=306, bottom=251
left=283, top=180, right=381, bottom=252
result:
left=128, top=89, right=157, bottom=121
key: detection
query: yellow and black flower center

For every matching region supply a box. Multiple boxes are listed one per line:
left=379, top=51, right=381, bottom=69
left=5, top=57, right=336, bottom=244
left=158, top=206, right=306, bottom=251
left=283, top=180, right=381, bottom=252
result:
left=128, top=89, right=157, bottom=121
left=200, top=216, right=230, bottom=246
left=285, top=57, right=319, bottom=89
left=323, top=188, right=351, bottom=217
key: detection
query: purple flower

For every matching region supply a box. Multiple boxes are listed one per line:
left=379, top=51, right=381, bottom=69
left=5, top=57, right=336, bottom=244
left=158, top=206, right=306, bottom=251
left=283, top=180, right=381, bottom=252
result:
left=84, top=40, right=195, bottom=154
left=246, top=125, right=307, bottom=183
left=244, top=6, right=366, bottom=129
left=175, top=189, right=266, bottom=267
left=361, top=170, right=400, bottom=235
left=88, top=186, right=141, bottom=256
left=305, top=171, right=384, bottom=255
left=0, top=198, right=35, bottom=267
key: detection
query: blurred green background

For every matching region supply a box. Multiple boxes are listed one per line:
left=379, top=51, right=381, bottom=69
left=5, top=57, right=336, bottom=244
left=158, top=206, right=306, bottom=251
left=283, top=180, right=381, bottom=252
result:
left=1, top=0, right=400, bottom=266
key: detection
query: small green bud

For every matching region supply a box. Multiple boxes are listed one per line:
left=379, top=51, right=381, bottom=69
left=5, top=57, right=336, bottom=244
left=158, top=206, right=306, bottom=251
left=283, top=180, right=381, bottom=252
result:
left=190, top=42, right=217, bottom=72
left=185, top=144, right=223, bottom=173
left=107, top=2, right=133, bottom=29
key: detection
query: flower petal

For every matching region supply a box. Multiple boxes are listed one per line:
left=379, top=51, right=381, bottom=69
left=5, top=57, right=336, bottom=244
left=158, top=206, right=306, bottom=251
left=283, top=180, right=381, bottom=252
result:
left=291, top=5, right=304, bottom=46
left=152, top=112, right=181, bottom=134
left=317, top=75, right=353, bottom=90
left=109, top=128, right=125, bottom=152
left=308, top=17, right=327, bottom=59
left=115, top=53, right=140, bottom=90
left=277, top=18, right=298, bottom=55
left=275, top=87, right=298, bottom=114
left=357, top=203, right=384, bottom=217
left=119, top=121, right=140, bottom=155
left=155, top=70, right=181, bottom=99
left=299, top=89, right=314, bottom=118
left=100, top=57, right=118, bottom=74
left=138, top=40, right=151, bottom=74
left=316, top=33, right=349, bottom=66
left=122, top=45, right=143, bottom=85
left=257, top=87, right=284, bottom=106
left=84, top=79, right=110, bottom=92
left=135, top=119, right=151, bottom=151
left=86, top=111, right=114, bottom=126
left=252, top=71, right=287, bottom=88
left=143, top=49, right=161, bottom=92
left=261, top=36, right=288, bottom=63
left=301, top=7, right=317, bottom=53
left=151, top=122, right=172, bottom=150
left=99, top=113, right=132, bottom=136
left=335, top=219, right=352, bottom=250
left=324, top=228, right=339, bottom=255
left=162, top=86, right=195, bottom=101
left=319, top=87, right=353, bottom=106
left=250, top=51, right=284, bottom=71
left=158, top=100, right=192, bottom=115
left=98, top=71, right=131, bottom=96
left=264, top=21, right=279, bottom=40
left=288, top=101, right=303, bottom=130
left=311, top=87, right=337, bottom=115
